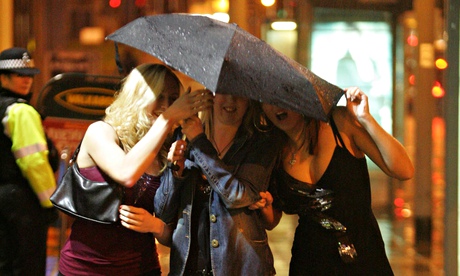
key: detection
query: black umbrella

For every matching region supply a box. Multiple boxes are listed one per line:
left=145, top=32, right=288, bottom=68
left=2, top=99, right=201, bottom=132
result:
left=106, top=13, right=344, bottom=121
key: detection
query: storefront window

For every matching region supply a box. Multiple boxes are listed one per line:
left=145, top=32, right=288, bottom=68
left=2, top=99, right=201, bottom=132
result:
left=311, top=13, right=393, bottom=134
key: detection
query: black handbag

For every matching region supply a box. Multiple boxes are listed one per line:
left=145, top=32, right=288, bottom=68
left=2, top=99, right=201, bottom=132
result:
left=50, top=142, right=124, bottom=224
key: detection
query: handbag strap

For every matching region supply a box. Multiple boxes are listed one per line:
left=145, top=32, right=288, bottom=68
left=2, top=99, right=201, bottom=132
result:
left=70, top=123, right=122, bottom=165
left=69, top=141, right=82, bottom=164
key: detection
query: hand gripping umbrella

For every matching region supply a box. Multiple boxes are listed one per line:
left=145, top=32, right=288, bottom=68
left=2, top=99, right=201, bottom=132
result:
left=106, top=13, right=344, bottom=121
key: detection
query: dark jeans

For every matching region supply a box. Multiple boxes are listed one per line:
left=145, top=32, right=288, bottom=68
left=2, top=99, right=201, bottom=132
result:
left=0, top=183, right=50, bottom=276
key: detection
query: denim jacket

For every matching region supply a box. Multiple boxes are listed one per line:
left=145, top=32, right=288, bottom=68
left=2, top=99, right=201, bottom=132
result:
left=155, top=127, right=280, bottom=276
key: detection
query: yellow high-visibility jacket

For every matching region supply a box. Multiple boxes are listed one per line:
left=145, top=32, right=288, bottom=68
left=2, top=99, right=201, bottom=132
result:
left=2, top=102, right=56, bottom=207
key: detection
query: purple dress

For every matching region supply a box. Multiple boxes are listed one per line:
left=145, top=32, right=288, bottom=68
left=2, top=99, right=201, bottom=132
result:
left=58, top=166, right=161, bottom=276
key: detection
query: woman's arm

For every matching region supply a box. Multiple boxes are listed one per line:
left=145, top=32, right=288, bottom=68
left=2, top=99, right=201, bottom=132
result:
left=79, top=117, right=175, bottom=187
left=249, top=191, right=283, bottom=230
left=78, top=90, right=212, bottom=188
left=153, top=138, right=192, bottom=224
left=336, top=87, right=414, bottom=180
left=188, top=132, right=279, bottom=209
left=179, top=112, right=280, bottom=209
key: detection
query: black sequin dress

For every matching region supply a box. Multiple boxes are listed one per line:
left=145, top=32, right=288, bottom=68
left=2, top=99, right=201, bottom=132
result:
left=270, top=119, right=394, bottom=276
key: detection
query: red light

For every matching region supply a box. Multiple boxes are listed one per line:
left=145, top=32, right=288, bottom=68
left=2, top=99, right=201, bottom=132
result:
left=432, top=81, right=445, bottom=98
left=408, top=74, right=415, bottom=85
left=407, top=34, right=418, bottom=47
left=394, top=198, right=404, bottom=208
left=109, top=0, right=121, bottom=8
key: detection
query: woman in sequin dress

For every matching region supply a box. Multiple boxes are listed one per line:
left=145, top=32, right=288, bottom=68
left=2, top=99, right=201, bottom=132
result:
left=253, top=87, right=414, bottom=275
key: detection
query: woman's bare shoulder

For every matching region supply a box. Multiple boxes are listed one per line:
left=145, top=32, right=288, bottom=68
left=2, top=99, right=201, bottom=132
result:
left=82, top=121, right=119, bottom=148
left=85, top=121, right=115, bottom=137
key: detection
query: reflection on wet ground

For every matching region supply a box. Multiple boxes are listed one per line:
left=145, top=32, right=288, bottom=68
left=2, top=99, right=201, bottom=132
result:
left=46, top=211, right=443, bottom=276
left=268, top=215, right=444, bottom=276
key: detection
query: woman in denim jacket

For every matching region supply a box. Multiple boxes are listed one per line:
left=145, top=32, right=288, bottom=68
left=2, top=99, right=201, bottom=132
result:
left=154, top=94, right=281, bottom=276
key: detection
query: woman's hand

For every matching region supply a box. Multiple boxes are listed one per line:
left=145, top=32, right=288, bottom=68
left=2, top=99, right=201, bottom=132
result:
left=167, top=140, right=187, bottom=176
left=119, top=205, right=164, bottom=235
left=248, top=191, right=281, bottom=230
left=344, top=87, right=371, bottom=123
left=248, top=191, right=273, bottom=210
left=164, top=88, right=213, bottom=122
left=180, top=115, right=204, bottom=141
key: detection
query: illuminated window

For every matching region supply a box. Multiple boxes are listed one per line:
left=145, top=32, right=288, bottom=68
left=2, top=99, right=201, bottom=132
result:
left=311, top=9, right=393, bottom=135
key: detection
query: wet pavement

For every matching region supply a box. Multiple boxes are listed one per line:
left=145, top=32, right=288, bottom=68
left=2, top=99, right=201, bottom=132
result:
left=46, top=210, right=444, bottom=276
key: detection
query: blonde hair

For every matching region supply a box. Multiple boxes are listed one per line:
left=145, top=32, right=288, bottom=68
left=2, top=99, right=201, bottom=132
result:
left=104, top=63, right=180, bottom=171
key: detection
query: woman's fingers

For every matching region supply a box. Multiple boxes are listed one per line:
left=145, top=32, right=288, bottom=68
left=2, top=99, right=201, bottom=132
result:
left=172, top=141, right=186, bottom=162
left=169, top=89, right=213, bottom=120
left=345, top=87, right=365, bottom=102
left=119, top=205, right=143, bottom=224
left=167, top=140, right=187, bottom=162
left=189, top=89, right=213, bottom=112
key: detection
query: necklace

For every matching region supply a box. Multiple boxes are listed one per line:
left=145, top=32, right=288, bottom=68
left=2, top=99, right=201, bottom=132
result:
left=288, top=140, right=306, bottom=167
left=289, top=152, right=297, bottom=166
left=212, top=136, right=234, bottom=157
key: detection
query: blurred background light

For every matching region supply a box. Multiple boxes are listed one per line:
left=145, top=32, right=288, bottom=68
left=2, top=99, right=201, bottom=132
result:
left=79, top=27, right=105, bottom=45
left=261, top=0, right=276, bottom=7
left=211, top=12, right=230, bottom=23
left=109, top=0, right=121, bottom=8
left=271, top=21, right=297, bottom=31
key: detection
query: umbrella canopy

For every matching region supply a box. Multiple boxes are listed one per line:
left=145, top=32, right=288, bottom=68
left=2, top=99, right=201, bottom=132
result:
left=106, top=13, right=344, bottom=121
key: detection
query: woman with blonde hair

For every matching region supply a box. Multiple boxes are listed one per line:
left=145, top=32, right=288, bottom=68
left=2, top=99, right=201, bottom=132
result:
left=57, top=63, right=213, bottom=276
